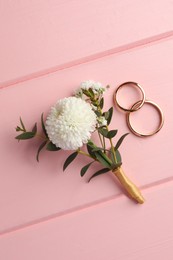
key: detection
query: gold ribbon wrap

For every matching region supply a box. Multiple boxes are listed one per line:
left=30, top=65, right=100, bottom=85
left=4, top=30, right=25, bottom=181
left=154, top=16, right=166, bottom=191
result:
left=112, top=167, right=145, bottom=204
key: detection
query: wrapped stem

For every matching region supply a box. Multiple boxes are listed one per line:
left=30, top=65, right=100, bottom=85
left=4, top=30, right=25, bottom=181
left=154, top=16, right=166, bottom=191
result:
left=112, top=167, right=145, bottom=204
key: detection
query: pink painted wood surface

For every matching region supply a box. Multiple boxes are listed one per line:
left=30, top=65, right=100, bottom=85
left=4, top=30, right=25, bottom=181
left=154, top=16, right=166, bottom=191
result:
left=0, top=0, right=173, bottom=86
left=0, top=182, right=173, bottom=260
left=0, top=38, right=173, bottom=234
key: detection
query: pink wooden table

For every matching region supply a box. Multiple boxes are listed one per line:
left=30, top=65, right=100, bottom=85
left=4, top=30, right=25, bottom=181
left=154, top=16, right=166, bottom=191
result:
left=0, top=1, right=173, bottom=259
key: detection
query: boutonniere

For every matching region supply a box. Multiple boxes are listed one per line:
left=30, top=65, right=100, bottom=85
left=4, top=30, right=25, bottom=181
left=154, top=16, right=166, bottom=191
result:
left=15, top=80, right=144, bottom=204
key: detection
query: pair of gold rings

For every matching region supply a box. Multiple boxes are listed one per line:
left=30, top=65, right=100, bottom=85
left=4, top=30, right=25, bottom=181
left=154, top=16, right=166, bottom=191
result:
left=114, top=82, right=164, bottom=137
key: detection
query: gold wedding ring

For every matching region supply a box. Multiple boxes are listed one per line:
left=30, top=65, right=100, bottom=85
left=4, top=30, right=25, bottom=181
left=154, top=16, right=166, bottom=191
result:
left=114, top=82, right=164, bottom=137
left=126, top=100, right=164, bottom=137
left=114, top=82, right=146, bottom=112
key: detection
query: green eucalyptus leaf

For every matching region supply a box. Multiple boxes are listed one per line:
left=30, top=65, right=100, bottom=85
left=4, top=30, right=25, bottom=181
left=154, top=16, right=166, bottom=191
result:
left=92, top=147, right=110, bottom=153
left=110, top=149, right=122, bottom=165
left=36, top=140, right=47, bottom=162
left=100, top=98, right=104, bottom=109
left=87, top=140, right=95, bottom=146
left=115, top=150, right=122, bottom=163
left=32, top=123, right=37, bottom=135
left=41, top=113, right=48, bottom=138
left=87, top=141, right=112, bottom=167
left=107, top=130, right=118, bottom=139
left=88, top=88, right=95, bottom=98
left=114, top=133, right=129, bottom=151
left=46, top=142, right=61, bottom=151
left=106, top=107, right=113, bottom=125
left=87, top=143, right=96, bottom=159
left=80, top=162, right=94, bottom=177
left=98, top=128, right=108, bottom=137
left=91, top=147, right=102, bottom=152
left=16, top=126, right=22, bottom=132
left=94, top=151, right=112, bottom=169
left=92, top=101, right=98, bottom=107
left=104, top=112, right=109, bottom=120
left=15, top=132, right=35, bottom=140
left=94, top=111, right=102, bottom=117
left=88, top=168, right=110, bottom=182
left=63, top=152, right=78, bottom=171
left=110, top=149, right=115, bottom=163
left=20, top=117, right=26, bottom=132
left=82, top=89, right=91, bottom=98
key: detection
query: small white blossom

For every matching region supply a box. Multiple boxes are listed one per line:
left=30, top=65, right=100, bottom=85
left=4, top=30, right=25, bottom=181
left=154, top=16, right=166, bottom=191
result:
left=75, top=80, right=105, bottom=97
left=90, top=104, right=97, bottom=111
left=97, top=116, right=107, bottom=127
left=45, top=97, right=97, bottom=150
left=80, top=80, right=105, bottom=92
left=74, top=88, right=83, bottom=98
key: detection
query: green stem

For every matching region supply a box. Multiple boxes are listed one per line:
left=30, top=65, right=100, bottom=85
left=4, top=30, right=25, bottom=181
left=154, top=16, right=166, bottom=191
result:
left=98, top=150, right=112, bottom=165
left=77, top=150, right=93, bottom=159
left=97, top=103, right=117, bottom=163
left=91, top=97, right=118, bottom=164
left=36, top=134, right=48, bottom=140
left=103, top=136, right=106, bottom=153
left=110, top=137, right=117, bottom=163
left=98, top=132, right=104, bottom=149
left=106, top=126, right=117, bottom=164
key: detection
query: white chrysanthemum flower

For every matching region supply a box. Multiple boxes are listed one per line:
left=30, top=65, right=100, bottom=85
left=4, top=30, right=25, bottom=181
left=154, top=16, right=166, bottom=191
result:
left=97, top=116, right=107, bottom=127
left=45, top=97, right=97, bottom=150
left=75, top=80, right=105, bottom=97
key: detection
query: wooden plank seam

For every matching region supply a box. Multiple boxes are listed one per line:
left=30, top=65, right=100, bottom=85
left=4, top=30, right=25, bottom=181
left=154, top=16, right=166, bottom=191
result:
left=0, top=175, right=173, bottom=237
left=1, top=30, right=173, bottom=89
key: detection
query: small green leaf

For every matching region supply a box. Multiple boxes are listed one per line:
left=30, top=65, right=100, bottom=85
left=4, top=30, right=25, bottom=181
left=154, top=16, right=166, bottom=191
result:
left=94, top=151, right=112, bottom=168
left=110, top=149, right=122, bottom=165
left=87, top=141, right=112, bottom=167
left=87, top=143, right=96, bottom=159
left=98, top=129, right=117, bottom=139
left=104, top=112, right=109, bottom=120
left=63, top=152, right=78, bottom=171
left=115, top=150, right=122, bottom=163
left=88, top=168, right=110, bottom=182
left=92, top=101, right=98, bottom=107
left=92, top=147, right=110, bottom=152
left=94, top=111, right=102, bottom=117
left=106, top=107, right=113, bottom=125
left=91, top=147, right=102, bottom=152
left=15, top=132, right=35, bottom=140
left=20, top=117, right=26, bottom=132
left=87, top=140, right=95, bottom=146
left=82, top=89, right=91, bottom=98
left=88, top=88, right=95, bottom=98
left=80, top=162, right=94, bottom=177
left=98, top=128, right=108, bottom=137
left=107, top=130, right=118, bottom=139
left=32, top=123, right=37, bottom=135
left=36, top=140, right=47, bottom=162
left=16, top=126, right=22, bottom=132
left=115, top=133, right=129, bottom=151
left=46, top=142, right=61, bottom=151
left=41, top=113, right=48, bottom=137
left=100, top=98, right=104, bottom=109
